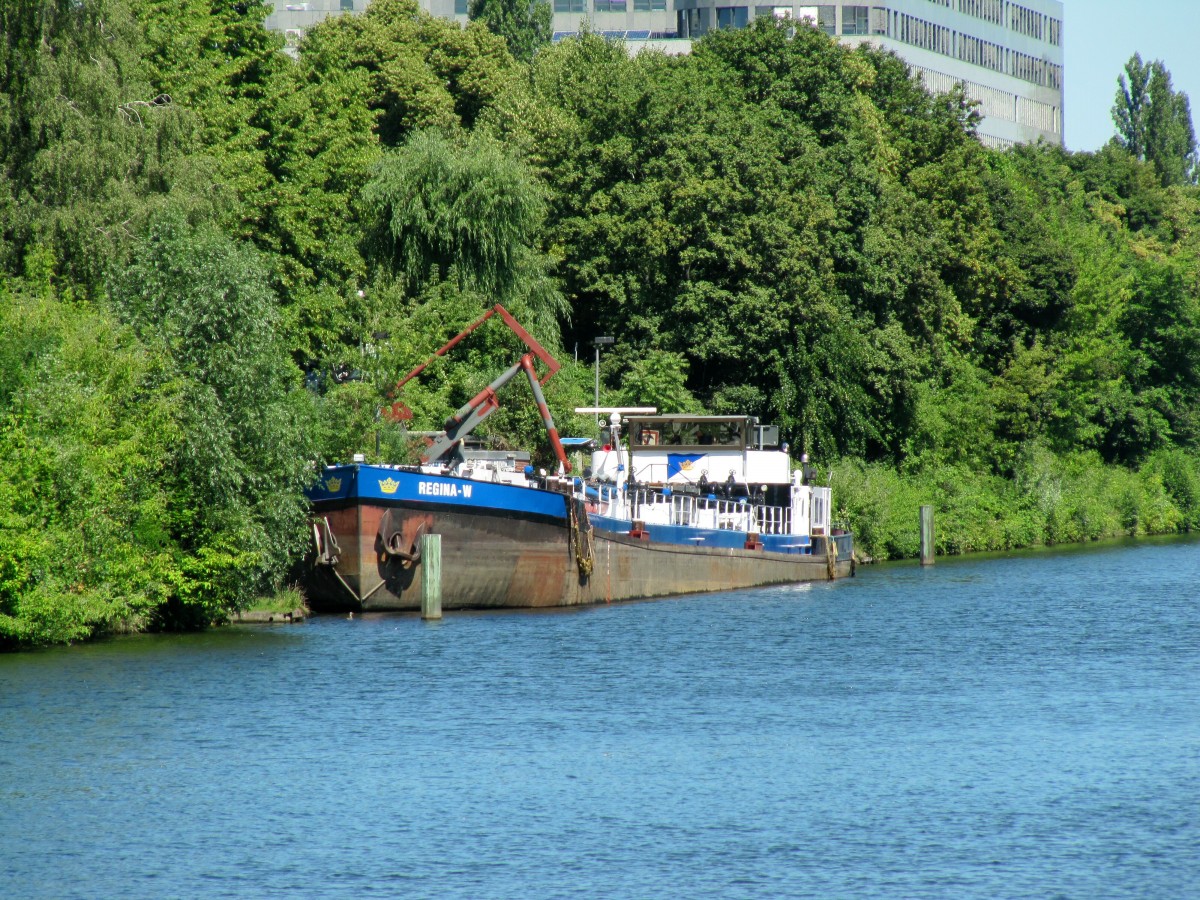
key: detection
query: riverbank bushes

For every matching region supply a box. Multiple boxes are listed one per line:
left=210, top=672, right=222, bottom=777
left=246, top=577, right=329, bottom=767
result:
left=0, top=225, right=319, bottom=648
left=836, top=447, right=1200, bottom=561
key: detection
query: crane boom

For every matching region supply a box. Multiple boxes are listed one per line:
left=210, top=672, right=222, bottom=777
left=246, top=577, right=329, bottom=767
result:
left=386, top=306, right=571, bottom=473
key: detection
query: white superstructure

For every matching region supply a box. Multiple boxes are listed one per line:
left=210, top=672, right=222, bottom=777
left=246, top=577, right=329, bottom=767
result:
left=588, top=413, right=831, bottom=538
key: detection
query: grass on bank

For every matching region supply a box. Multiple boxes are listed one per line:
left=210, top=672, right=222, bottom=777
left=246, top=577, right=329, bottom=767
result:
left=834, top=446, right=1200, bottom=561
left=236, top=585, right=309, bottom=617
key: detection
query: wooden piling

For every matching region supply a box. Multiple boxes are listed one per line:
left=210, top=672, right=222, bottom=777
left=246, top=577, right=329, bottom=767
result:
left=920, top=505, right=934, bottom=566
left=421, top=533, right=442, bottom=619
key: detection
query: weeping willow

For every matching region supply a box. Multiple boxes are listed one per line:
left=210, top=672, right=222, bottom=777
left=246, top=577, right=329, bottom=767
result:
left=361, top=128, right=566, bottom=333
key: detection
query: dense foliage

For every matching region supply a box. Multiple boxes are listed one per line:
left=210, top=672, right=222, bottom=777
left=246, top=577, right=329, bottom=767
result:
left=468, top=0, right=551, bottom=64
left=2, top=1, right=1199, bottom=646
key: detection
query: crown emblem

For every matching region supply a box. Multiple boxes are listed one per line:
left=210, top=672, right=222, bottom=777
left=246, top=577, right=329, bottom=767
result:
left=378, top=477, right=400, bottom=495
left=324, top=477, right=342, bottom=492
left=680, top=460, right=694, bottom=470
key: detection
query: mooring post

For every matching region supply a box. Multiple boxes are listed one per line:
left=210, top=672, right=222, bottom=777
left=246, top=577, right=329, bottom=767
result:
left=421, top=533, right=442, bottom=619
left=920, top=505, right=934, bottom=566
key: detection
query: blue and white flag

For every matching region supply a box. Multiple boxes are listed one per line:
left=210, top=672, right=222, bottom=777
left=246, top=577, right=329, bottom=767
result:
left=667, top=453, right=705, bottom=480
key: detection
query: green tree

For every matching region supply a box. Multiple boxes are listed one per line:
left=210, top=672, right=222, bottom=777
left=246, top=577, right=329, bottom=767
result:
left=1117, top=254, right=1200, bottom=450
left=110, top=212, right=318, bottom=625
left=133, top=0, right=284, bottom=228
left=362, top=128, right=563, bottom=328
left=0, top=0, right=196, bottom=291
left=249, top=0, right=522, bottom=363
left=0, top=280, right=181, bottom=647
left=616, top=350, right=701, bottom=414
left=526, top=25, right=986, bottom=459
left=469, top=0, right=551, bottom=64
left=1113, top=53, right=1198, bottom=186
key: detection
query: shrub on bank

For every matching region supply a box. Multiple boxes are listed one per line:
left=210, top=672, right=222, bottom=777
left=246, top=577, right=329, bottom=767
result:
left=834, top=448, right=1200, bottom=562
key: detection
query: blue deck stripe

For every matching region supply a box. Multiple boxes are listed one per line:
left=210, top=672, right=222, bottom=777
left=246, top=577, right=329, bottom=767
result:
left=308, top=465, right=569, bottom=520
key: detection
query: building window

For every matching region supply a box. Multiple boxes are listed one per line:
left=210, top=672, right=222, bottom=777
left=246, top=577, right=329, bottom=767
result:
left=818, top=5, right=835, bottom=34
left=679, top=6, right=710, bottom=37
left=964, top=0, right=1003, bottom=26
left=595, top=0, right=627, bottom=11
left=798, top=5, right=835, bottom=34
left=716, top=6, right=748, bottom=28
left=454, top=0, right=468, bottom=13
left=555, top=0, right=584, bottom=10
left=841, top=5, right=868, bottom=35
left=634, top=0, right=666, bottom=10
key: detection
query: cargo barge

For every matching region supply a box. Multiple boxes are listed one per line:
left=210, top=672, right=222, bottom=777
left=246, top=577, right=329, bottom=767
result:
left=302, top=307, right=853, bottom=612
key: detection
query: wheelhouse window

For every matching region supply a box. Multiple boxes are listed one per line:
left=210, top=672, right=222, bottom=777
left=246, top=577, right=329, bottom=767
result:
left=629, top=417, right=748, bottom=450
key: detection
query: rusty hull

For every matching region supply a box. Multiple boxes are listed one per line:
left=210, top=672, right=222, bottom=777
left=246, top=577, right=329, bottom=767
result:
left=305, top=501, right=851, bottom=612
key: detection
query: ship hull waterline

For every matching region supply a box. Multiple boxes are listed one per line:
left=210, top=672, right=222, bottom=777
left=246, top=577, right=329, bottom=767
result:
left=305, top=497, right=853, bottom=613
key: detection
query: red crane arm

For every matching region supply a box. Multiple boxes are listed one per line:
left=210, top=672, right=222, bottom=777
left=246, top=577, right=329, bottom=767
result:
left=492, top=305, right=560, bottom=383
left=386, top=305, right=571, bottom=473
left=387, top=304, right=559, bottom=421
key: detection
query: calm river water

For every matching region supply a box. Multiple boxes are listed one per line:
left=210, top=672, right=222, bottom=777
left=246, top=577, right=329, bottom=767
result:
left=2, top=538, right=1198, bottom=899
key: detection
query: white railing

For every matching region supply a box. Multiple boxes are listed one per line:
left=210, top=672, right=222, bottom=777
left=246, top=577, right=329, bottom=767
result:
left=584, top=484, right=795, bottom=535
left=754, top=503, right=791, bottom=536
left=591, top=483, right=622, bottom=519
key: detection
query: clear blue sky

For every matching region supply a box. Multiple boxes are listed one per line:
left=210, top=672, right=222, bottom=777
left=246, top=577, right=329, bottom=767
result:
left=1064, top=0, right=1200, bottom=151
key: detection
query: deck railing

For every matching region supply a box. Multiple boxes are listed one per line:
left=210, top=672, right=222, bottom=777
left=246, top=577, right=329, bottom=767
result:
left=587, top=485, right=794, bottom=535
left=753, top=503, right=791, bottom=536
